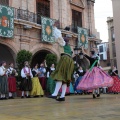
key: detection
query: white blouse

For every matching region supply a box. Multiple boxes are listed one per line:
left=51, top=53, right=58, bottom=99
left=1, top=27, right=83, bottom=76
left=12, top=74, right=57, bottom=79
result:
left=21, top=67, right=33, bottom=78
left=0, top=66, right=6, bottom=76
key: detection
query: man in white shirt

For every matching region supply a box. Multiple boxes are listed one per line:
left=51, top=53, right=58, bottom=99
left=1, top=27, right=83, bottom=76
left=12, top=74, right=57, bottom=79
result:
left=20, top=61, right=33, bottom=98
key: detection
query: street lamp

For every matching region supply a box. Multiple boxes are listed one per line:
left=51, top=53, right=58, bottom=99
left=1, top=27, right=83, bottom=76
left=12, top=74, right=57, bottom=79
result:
left=79, top=50, right=84, bottom=59
left=74, top=46, right=79, bottom=67
left=74, top=46, right=79, bottom=55
left=74, top=46, right=84, bottom=59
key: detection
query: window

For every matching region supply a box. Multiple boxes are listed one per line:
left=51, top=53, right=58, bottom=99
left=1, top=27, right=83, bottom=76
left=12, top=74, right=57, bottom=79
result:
left=99, top=45, right=104, bottom=53
left=72, top=10, right=82, bottom=33
left=111, top=27, right=115, bottom=41
left=100, top=54, right=103, bottom=60
left=36, top=0, right=50, bottom=24
left=0, top=0, right=9, bottom=5
left=114, top=59, right=117, bottom=67
left=112, top=43, right=116, bottom=57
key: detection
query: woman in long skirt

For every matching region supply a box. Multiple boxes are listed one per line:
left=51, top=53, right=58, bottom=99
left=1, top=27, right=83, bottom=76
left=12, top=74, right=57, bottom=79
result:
left=6, top=63, right=18, bottom=99
left=46, top=64, right=56, bottom=95
left=0, top=61, right=8, bottom=100
left=108, top=66, right=120, bottom=94
left=74, top=66, right=85, bottom=94
left=30, top=64, right=44, bottom=97
left=38, top=63, right=46, bottom=90
left=77, top=47, right=113, bottom=98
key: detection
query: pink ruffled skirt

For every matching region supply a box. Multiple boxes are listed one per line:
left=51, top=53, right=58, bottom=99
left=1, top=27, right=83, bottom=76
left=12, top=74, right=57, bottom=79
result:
left=77, top=67, right=114, bottom=90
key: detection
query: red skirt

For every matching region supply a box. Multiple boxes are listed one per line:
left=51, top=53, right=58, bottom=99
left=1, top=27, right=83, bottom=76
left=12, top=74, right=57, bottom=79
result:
left=39, top=77, right=46, bottom=90
left=8, top=76, right=16, bottom=92
left=59, top=87, right=70, bottom=94
left=108, top=76, right=120, bottom=93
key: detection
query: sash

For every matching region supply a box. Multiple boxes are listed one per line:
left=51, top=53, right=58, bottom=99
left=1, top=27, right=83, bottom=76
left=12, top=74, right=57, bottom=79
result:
left=23, top=67, right=30, bottom=74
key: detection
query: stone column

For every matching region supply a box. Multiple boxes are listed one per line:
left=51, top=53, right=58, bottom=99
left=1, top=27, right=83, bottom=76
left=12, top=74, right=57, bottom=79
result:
left=87, top=0, right=96, bottom=36
left=112, top=0, right=120, bottom=74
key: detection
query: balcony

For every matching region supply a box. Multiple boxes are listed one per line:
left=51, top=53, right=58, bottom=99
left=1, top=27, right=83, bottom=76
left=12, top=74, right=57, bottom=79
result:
left=13, top=7, right=101, bottom=44
left=14, top=8, right=45, bottom=25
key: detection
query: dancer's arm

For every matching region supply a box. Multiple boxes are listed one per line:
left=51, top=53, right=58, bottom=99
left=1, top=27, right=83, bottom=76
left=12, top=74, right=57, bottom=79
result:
left=81, top=47, right=91, bottom=60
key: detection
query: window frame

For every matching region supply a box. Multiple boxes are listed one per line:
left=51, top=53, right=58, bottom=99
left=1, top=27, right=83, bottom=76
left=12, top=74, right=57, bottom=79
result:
left=72, top=9, right=82, bottom=33
left=0, top=0, right=9, bottom=6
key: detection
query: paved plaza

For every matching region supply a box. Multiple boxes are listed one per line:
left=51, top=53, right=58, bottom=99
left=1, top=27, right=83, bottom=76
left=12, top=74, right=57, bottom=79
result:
left=0, top=94, right=120, bottom=120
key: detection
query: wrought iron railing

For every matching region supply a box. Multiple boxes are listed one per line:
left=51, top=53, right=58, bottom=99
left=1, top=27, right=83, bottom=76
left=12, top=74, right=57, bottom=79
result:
left=13, top=8, right=81, bottom=34
left=0, top=0, right=9, bottom=6
left=14, top=8, right=50, bottom=24
left=14, top=8, right=38, bottom=23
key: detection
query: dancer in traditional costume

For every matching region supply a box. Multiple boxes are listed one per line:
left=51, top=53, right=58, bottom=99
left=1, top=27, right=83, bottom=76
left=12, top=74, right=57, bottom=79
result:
left=108, top=66, right=120, bottom=94
left=6, top=63, right=18, bottom=99
left=30, top=64, right=44, bottom=97
left=48, top=21, right=74, bottom=101
left=46, top=64, right=56, bottom=95
left=0, top=61, right=8, bottom=100
left=74, top=66, right=85, bottom=94
left=38, top=63, right=46, bottom=90
left=77, top=47, right=113, bottom=98
left=20, top=61, right=33, bottom=98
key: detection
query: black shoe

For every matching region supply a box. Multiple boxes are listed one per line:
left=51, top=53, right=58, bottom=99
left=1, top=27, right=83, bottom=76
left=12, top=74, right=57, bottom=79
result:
left=21, top=96, right=24, bottom=98
left=34, top=95, right=39, bottom=98
left=0, top=98, right=3, bottom=100
left=3, top=97, right=8, bottom=100
left=41, top=95, right=44, bottom=97
left=97, top=94, right=100, bottom=97
left=47, top=95, right=57, bottom=99
left=93, top=94, right=96, bottom=99
left=56, top=97, right=65, bottom=101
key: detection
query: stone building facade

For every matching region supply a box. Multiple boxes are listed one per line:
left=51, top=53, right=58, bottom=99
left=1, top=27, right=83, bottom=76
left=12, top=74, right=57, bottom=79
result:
left=111, top=0, right=120, bottom=74
left=0, top=0, right=101, bottom=67
left=107, top=17, right=117, bottom=67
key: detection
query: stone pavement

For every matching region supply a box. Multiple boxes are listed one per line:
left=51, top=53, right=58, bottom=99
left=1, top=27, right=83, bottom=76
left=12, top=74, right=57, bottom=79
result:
left=0, top=94, right=120, bottom=120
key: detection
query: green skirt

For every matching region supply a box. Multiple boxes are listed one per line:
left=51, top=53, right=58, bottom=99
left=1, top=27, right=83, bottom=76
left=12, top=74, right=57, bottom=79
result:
left=46, top=77, right=56, bottom=95
left=0, top=76, right=8, bottom=94
left=51, top=55, right=74, bottom=86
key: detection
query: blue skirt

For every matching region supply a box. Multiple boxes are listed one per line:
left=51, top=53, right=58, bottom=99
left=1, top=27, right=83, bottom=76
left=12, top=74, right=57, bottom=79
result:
left=74, top=76, right=83, bottom=93
left=69, top=83, right=74, bottom=93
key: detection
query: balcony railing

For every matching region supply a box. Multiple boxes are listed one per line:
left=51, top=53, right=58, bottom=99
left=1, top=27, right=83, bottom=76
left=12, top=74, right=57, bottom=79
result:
left=14, top=8, right=43, bottom=24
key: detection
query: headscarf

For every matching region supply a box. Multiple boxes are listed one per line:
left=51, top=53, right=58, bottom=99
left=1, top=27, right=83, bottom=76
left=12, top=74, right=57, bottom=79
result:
left=0, top=61, right=6, bottom=66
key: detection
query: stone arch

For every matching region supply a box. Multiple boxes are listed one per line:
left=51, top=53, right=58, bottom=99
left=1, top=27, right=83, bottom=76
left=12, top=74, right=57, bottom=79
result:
left=30, top=44, right=60, bottom=58
left=0, top=42, right=17, bottom=67
left=30, top=44, right=60, bottom=67
left=0, top=40, right=18, bottom=55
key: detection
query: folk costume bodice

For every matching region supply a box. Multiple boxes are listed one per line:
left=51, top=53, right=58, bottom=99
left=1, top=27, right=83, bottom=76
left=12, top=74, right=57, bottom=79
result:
left=76, top=70, right=85, bottom=76
left=84, top=54, right=98, bottom=67
left=0, top=66, right=6, bottom=76
left=6, top=67, right=17, bottom=76
left=32, top=69, right=39, bottom=77
left=38, top=67, right=46, bottom=77
left=21, top=67, right=33, bottom=78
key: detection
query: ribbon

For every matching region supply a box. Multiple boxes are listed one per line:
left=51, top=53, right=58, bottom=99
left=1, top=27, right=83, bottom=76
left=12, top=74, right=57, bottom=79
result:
left=89, top=60, right=98, bottom=71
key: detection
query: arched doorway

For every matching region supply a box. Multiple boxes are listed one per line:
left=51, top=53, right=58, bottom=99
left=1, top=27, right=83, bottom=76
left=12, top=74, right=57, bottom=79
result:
left=31, top=50, right=51, bottom=67
left=0, top=43, right=15, bottom=67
